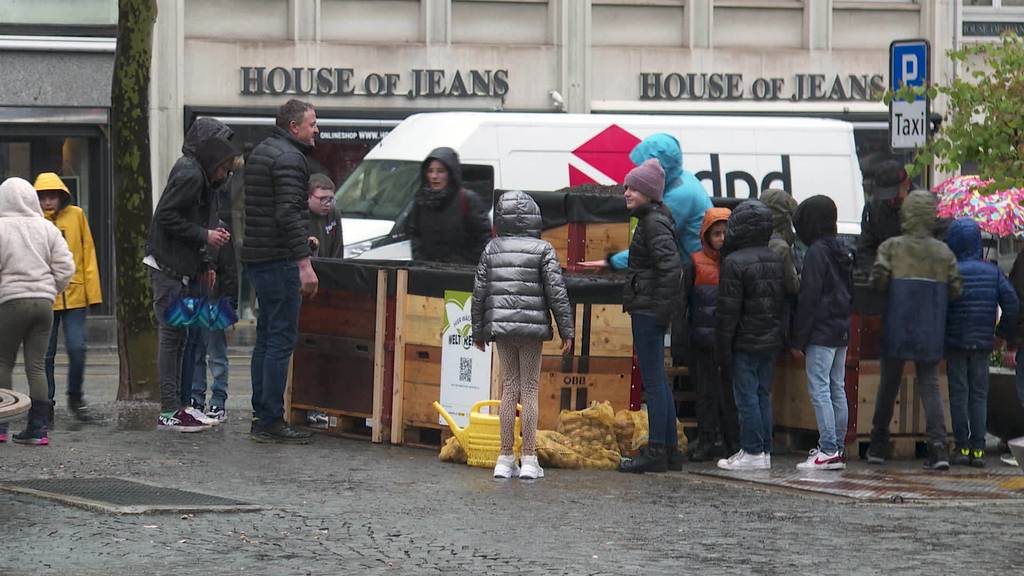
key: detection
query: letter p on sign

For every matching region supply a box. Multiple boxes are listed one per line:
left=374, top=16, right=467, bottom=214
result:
left=901, top=55, right=918, bottom=85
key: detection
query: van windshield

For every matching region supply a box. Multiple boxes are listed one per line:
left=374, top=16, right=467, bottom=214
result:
left=334, top=159, right=421, bottom=221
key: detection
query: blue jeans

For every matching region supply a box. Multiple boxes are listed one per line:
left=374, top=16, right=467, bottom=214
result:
left=247, top=260, right=301, bottom=426
left=946, top=350, right=990, bottom=450
left=1016, top=354, right=1024, bottom=410
left=190, top=327, right=229, bottom=410
left=804, top=345, right=849, bottom=454
left=732, top=351, right=776, bottom=455
left=45, top=307, right=88, bottom=405
left=632, top=313, right=677, bottom=447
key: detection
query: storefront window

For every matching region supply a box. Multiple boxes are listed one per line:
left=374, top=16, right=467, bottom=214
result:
left=0, top=131, right=111, bottom=314
left=1, top=0, right=118, bottom=26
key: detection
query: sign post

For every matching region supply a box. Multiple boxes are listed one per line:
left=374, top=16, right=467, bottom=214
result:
left=889, top=39, right=930, bottom=151
left=438, top=290, right=493, bottom=428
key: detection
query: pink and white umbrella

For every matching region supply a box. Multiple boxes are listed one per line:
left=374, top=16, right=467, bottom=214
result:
left=933, top=175, right=1024, bottom=237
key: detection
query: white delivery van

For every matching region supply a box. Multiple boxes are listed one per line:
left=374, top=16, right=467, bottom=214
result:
left=335, top=112, right=864, bottom=259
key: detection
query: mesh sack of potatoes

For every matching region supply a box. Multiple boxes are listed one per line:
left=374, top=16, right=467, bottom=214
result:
left=614, top=408, right=650, bottom=456
left=536, top=430, right=620, bottom=470
left=438, top=435, right=467, bottom=464
left=556, top=401, right=619, bottom=455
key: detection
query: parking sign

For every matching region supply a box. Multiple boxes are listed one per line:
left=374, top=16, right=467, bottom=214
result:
left=890, top=39, right=930, bottom=150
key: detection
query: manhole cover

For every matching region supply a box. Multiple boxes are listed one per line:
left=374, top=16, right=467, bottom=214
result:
left=0, top=477, right=263, bottom=514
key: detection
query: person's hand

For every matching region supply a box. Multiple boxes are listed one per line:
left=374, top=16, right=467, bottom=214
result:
left=201, top=270, right=217, bottom=291
left=298, top=258, right=319, bottom=298
left=577, top=259, right=610, bottom=270
left=1004, top=348, right=1017, bottom=369
left=561, top=338, right=573, bottom=355
left=790, top=348, right=804, bottom=360
left=308, top=236, right=320, bottom=252
left=474, top=341, right=486, bottom=352
left=206, top=227, right=230, bottom=248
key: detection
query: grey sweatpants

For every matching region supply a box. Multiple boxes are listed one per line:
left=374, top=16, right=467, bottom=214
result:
left=150, top=268, right=189, bottom=413
left=0, top=298, right=54, bottom=404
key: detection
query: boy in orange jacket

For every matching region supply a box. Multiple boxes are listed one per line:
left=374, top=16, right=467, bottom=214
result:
left=34, top=172, right=103, bottom=422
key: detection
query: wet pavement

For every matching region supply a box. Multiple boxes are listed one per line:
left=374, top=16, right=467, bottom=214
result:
left=1, top=351, right=1022, bottom=575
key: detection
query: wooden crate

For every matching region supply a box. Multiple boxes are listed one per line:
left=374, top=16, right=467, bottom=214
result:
left=541, top=222, right=631, bottom=268
left=536, top=356, right=632, bottom=430
left=773, top=356, right=953, bottom=457
left=286, top=268, right=391, bottom=443
left=541, top=303, right=632, bottom=358
left=288, top=404, right=372, bottom=439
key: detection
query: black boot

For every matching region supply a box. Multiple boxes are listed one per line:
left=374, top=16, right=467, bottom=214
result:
left=13, top=401, right=50, bottom=446
left=68, top=397, right=94, bottom=423
left=666, top=444, right=684, bottom=471
left=689, top=432, right=727, bottom=462
left=924, top=442, right=950, bottom=471
left=619, top=443, right=667, bottom=473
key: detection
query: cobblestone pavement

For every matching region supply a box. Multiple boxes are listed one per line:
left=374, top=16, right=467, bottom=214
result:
left=1, top=353, right=1021, bottom=575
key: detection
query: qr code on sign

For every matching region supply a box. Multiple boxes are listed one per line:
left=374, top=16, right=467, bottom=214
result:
left=459, top=357, right=472, bottom=383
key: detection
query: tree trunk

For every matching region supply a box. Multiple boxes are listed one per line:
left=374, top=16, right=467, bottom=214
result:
left=111, top=0, right=159, bottom=419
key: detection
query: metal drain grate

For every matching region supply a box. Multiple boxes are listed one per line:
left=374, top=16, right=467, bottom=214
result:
left=692, top=467, right=1024, bottom=502
left=0, top=477, right=263, bottom=514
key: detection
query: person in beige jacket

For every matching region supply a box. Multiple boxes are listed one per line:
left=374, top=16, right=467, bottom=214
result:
left=0, top=177, right=74, bottom=446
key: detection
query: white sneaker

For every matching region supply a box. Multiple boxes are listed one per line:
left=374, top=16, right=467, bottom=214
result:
left=493, top=454, right=520, bottom=479
left=717, top=449, right=770, bottom=471
left=796, top=448, right=845, bottom=470
left=185, top=406, right=221, bottom=426
left=519, top=455, right=545, bottom=480
left=1001, top=453, right=1019, bottom=467
left=205, top=406, right=227, bottom=423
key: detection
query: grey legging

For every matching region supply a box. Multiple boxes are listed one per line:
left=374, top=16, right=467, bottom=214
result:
left=0, top=298, right=55, bottom=403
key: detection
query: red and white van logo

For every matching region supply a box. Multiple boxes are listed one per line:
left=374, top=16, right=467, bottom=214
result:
left=569, top=125, right=640, bottom=187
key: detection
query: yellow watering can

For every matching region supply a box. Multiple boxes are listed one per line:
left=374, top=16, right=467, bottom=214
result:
left=433, top=400, right=521, bottom=468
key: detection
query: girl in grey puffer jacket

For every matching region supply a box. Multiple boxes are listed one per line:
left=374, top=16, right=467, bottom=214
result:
left=472, top=190, right=574, bottom=480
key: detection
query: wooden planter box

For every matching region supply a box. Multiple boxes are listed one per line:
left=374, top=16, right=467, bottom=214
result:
left=538, top=355, right=632, bottom=430
left=287, top=263, right=392, bottom=443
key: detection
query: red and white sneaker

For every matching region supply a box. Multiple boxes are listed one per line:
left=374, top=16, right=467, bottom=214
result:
left=158, top=409, right=211, bottom=433
left=185, top=406, right=221, bottom=427
left=796, top=448, right=845, bottom=470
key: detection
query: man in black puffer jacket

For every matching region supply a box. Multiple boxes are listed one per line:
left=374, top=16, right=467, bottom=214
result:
left=242, top=99, right=319, bottom=444
left=617, top=159, right=684, bottom=474
left=715, top=200, right=784, bottom=471
left=406, top=147, right=491, bottom=265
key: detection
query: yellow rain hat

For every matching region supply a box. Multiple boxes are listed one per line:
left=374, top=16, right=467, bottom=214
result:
left=33, top=172, right=70, bottom=194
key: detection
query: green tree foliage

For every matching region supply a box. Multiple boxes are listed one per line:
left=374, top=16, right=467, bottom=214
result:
left=885, top=34, right=1024, bottom=192
left=111, top=0, right=159, bottom=401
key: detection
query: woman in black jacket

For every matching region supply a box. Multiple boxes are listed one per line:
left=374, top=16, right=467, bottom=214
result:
left=618, top=159, right=684, bottom=473
left=406, top=147, right=491, bottom=264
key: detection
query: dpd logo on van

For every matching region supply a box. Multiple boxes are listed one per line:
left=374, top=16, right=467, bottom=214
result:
left=567, top=125, right=791, bottom=198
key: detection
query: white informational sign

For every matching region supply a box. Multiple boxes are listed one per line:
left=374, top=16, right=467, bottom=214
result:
left=889, top=39, right=929, bottom=150
left=438, top=290, right=492, bottom=428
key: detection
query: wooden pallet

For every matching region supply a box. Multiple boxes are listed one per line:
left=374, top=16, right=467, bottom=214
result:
left=289, top=403, right=373, bottom=439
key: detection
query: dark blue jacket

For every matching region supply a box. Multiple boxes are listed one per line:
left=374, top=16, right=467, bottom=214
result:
left=791, top=236, right=854, bottom=351
left=944, top=218, right=1019, bottom=351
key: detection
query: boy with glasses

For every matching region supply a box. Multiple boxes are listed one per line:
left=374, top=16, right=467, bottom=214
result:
left=307, top=173, right=344, bottom=259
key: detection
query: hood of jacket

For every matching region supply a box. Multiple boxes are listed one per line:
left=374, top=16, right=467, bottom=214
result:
left=33, top=172, right=73, bottom=215
left=946, top=217, right=982, bottom=261
left=725, top=200, right=773, bottom=251
left=901, top=190, right=938, bottom=238
left=0, top=177, right=44, bottom=218
left=495, top=190, right=542, bottom=239
left=629, top=133, right=683, bottom=187
left=761, top=188, right=797, bottom=244
left=182, top=117, right=234, bottom=157
left=699, top=207, right=731, bottom=260
left=417, top=146, right=464, bottom=209
left=793, top=194, right=838, bottom=247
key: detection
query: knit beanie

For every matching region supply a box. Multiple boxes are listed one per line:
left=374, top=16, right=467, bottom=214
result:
left=624, top=158, right=665, bottom=203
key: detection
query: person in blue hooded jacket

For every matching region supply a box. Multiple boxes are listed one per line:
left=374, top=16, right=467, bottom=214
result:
left=580, top=133, right=712, bottom=269
left=944, top=217, right=1018, bottom=468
